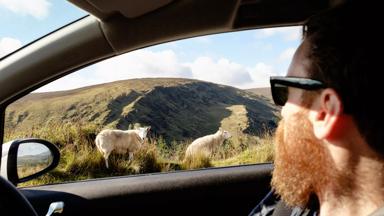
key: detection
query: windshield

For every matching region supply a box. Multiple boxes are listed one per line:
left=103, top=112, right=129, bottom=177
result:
left=0, top=0, right=87, bottom=58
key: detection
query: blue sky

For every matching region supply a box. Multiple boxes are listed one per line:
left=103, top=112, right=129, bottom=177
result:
left=0, top=0, right=302, bottom=91
left=0, top=0, right=86, bottom=52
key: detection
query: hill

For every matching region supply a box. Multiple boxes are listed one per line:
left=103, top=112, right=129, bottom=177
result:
left=5, top=78, right=279, bottom=143
left=245, top=87, right=273, bottom=101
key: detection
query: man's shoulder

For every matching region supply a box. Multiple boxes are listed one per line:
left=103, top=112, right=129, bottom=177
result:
left=249, top=191, right=318, bottom=216
left=248, top=190, right=278, bottom=216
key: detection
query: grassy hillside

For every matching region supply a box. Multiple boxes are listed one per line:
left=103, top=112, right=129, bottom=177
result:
left=4, top=78, right=279, bottom=186
left=5, top=78, right=279, bottom=143
left=246, top=87, right=273, bottom=102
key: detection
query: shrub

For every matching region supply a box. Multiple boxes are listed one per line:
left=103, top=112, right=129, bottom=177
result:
left=182, top=151, right=212, bottom=170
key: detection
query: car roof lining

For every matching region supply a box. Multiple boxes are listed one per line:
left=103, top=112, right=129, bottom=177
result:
left=234, top=0, right=330, bottom=28
left=0, top=0, right=339, bottom=107
left=68, top=0, right=335, bottom=54
left=68, top=0, right=174, bottom=20
left=69, top=0, right=336, bottom=25
left=99, top=0, right=241, bottom=54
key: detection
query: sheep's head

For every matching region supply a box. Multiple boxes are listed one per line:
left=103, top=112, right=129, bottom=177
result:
left=222, top=130, right=231, bottom=139
left=218, top=128, right=231, bottom=139
left=138, top=126, right=151, bottom=140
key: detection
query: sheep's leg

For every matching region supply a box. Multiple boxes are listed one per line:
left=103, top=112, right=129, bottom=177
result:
left=104, top=151, right=111, bottom=168
left=105, top=159, right=109, bottom=169
left=129, top=152, right=134, bottom=161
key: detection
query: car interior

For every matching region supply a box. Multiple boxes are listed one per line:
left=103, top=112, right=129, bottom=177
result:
left=0, top=0, right=341, bottom=215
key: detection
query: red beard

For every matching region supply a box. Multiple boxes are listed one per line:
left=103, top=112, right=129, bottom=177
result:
left=271, top=111, right=334, bottom=207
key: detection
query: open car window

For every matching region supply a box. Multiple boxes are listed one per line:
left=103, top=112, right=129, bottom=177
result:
left=4, top=26, right=301, bottom=186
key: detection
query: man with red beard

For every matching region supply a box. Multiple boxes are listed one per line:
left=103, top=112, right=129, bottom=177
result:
left=249, top=1, right=384, bottom=216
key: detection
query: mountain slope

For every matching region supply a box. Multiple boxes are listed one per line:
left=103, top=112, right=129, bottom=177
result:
left=5, top=78, right=279, bottom=142
left=246, top=87, right=272, bottom=101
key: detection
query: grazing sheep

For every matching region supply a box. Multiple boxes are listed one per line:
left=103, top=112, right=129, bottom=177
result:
left=185, top=128, right=231, bottom=159
left=95, top=126, right=151, bottom=168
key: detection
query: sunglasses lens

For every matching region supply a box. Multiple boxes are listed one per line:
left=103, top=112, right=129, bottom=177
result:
left=272, top=84, right=288, bottom=106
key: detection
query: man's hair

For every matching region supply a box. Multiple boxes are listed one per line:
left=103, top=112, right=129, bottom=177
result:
left=303, top=2, right=384, bottom=155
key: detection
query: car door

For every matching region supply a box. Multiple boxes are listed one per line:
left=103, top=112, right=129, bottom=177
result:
left=22, top=164, right=273, bottom=215
left=8, top=25, right=280, bottom=216
left=0, top=1, right=329, bottom=215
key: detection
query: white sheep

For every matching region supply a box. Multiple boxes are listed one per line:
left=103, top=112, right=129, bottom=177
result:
left=95, top=126, right=151, bottom=168
left=185, top=128, right=231, bottom=159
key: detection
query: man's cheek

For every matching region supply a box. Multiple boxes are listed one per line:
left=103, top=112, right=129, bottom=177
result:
left=277, top=119, right=289, bottom=148
left=274, top=121, right=285, bottom=153
left=281, top=102, right=302, bottom=120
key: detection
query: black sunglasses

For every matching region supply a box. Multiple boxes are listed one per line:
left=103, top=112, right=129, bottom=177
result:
left=270, top=76, right=326, bottom=106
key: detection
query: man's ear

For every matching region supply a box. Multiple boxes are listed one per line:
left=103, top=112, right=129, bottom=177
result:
left=309, top=88, right=344, bottom=140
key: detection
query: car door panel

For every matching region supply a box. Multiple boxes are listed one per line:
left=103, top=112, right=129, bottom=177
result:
left=22, top=163, right=272, bottom=216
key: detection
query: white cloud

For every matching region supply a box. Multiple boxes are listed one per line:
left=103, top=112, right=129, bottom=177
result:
left=278, top=48, right=296, bottom=62
left=93, top=49, right=192, bottom=82
left=0, top=37, right=22, bottom=58
left=37, top=50, right=193, bottom=92
left=255, top=26, right=302, bottom=41
left=188, top=57, right=252, bottom=86
left=36, top=49, right=277, bottom=92
left=243, top=63, right=277, bottom=89
left=0, top=0, right=51, bottom=19
left=37, top=71, right=100, bottom=92
left=92, top=51, right=255, bottom=88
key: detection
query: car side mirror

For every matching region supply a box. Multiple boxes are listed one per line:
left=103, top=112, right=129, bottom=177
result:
left=1, top=138, right=60, bottom=185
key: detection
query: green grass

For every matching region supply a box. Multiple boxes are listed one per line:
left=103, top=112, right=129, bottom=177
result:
left=182, top=152, right=212, bottom=170
left=213, top=137, right=274, bottom=166
left=10, top=121, right=274, bottom=187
